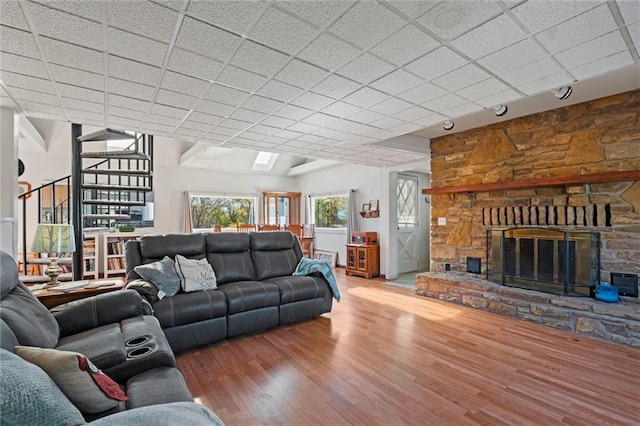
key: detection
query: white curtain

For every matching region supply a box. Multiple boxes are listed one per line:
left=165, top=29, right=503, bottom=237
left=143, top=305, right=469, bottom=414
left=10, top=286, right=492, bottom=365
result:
left=182, top=191, right=193, bottom=234
left=347, top=189, right=358, bottom=244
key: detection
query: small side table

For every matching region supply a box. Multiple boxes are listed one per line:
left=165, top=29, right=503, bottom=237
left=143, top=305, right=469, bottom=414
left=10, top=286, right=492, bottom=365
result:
left=30, top=278, right=124, bottom=309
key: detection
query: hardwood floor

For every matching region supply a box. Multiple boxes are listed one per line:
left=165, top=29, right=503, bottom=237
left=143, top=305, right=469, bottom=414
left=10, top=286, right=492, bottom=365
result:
left=177, top=269, right=640, bottom=425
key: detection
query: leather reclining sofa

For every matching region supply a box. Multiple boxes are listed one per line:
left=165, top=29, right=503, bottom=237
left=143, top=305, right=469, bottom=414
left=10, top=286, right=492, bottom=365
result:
left=0, top=250, right=222, bottom=424
left=124, top=231, right=334, bottom=353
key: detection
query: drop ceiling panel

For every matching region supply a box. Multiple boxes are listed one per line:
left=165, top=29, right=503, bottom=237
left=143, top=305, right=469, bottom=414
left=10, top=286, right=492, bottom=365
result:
left=336, top=53, right=396, bottom=84
left=321, top=101, right=362, bottom=118
left=176, top=17, right=241, bottom=62
left=475, top=89, right=522, bottom=108
left=342, top=87, right=389, bottom=108
left=108, top=56, right=162, bottom=86
left=109, top=94, right=150, bottom=112
left=108, top=78, right=154, bottom=100
left=160, top=71, right=210, bottom=97
left=290, top=91, right=335, bottom=110
left=555, top=31, right=628, bottom=69
left=370, top=69, right=424, bottom=95
left=518, top=72, right=573, bottom=95
left=108, top=0, right=178, bottom=43
left=570, top=51, right=634, bottom=80
left=417, top=1, right=502, bottom=40
left=311, top=74, right=360, bottom=99
left=166, top=48, right=222, bottom=81
left=369, top=97, right=413, bottom=115
left=277, top=1, right=354, bottom=28
left=452, top=14, right=526, bottom=60
left=371, top=25, right=439, bottom=66
left=275, top=104, right=314, bottom=121
left=57, top=84, right=104, bottom=103
left=0, top=0, right=29, bottom=30
left=432, top=64, right=491, bottom=92
left=500, top=57, right=564, bottom=87
left=196, top=99, right=235, bottom=117
left=0, top=53, right=48, bottom=79
left=51, top=65, right=104, bottom=91
left=109, top=106, right=147, bottom=121
left=274, top=59, right=329, bottom=90
left=328, top=1, right=405, bottom=49
left=1, top=26, right=41, bottom=58
left=257, top=80, right=304, bottom=102
left=298, top=33, right=361, bottom=71
left=304, top=112, right=339, bottom=127
left=26, top=2, right=103, bottom=50
left=249, top=7, right=319, bottom=54
left=477, top=39, right=546, bottom=75
left=512, top=0, right=601, bottom=33
left=242, top=95, right=284, bottom=114
left=397, top=82, right=447, bottom=104
left=456, top=78, right=510, bottom=101
left=230, top=108, right=267, bottom=123
left=204, top=84, right=251, bottom=107
left=11, top=87, right=59, bottom=105
left=31, top=0, right=105, bottom=22
left=2, top=71, right=55, bottom=94
left=215, top=65, right=267, bottom=93
left=106, top=28, right=168, bottom=67
left=617, top=0, right=640, bottom=25
left=146, top=113, right=182, bottom=127
left=150, top=103, right=190, bottom=119
left=62, top=97, right=104, bottom=113
left=156, top=89, right=199, bottom=110
left=40, top=37, right=103, bottom=73
left=405, top=47, right=468, bottom=80
left=231, top=40, right=290, bottom=77
left=188, top=112, right=224, bottom=126
left=392, top=106, right=432, bottom=122
left=421, top=93, right=467, bottom=112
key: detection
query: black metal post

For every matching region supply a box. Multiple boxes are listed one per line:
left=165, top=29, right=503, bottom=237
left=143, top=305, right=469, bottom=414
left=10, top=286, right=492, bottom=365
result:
left=71, top=124, right=83, bottom=281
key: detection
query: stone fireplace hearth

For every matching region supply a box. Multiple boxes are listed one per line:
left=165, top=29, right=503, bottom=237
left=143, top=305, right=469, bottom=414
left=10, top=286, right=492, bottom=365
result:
left=416, top=272, right=640, bottom=348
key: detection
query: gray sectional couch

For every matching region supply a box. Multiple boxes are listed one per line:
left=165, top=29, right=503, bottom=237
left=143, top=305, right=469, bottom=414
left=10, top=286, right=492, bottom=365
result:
left=124, top=231, right=334, bottom=353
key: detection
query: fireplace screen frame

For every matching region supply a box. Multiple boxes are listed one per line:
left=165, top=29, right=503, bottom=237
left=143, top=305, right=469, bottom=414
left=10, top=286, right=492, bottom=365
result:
left=487, top=227, right=600, bottom=297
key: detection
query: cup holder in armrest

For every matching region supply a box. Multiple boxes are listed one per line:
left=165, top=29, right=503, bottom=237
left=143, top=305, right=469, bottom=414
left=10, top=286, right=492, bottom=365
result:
left=127, top=346, right=155, bottom=359
left=125, top=335, right=150, bottom=347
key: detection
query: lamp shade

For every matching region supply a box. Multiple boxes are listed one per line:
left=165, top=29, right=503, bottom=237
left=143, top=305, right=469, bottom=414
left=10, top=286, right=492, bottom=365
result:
left=31, top=224, right=76, bottom=254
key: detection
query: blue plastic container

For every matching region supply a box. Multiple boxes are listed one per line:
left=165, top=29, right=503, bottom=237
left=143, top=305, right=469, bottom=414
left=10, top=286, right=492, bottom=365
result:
left=595, top=284, right=618, bottom=303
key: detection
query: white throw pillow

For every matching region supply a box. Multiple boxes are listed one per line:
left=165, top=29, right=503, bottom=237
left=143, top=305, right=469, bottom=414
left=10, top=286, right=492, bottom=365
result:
left=174, top=254, right=217, bottom=292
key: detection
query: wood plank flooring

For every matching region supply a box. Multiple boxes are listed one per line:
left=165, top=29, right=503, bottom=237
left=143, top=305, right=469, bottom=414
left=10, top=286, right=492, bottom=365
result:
left=177, top=269, right=640, bottom=425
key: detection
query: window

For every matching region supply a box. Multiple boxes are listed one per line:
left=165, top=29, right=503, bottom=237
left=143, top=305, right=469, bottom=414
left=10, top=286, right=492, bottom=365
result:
left=397, top=176, right=417, bottom=225
left=189, top=195, right=256, bottom=230
left=312, top=194, right=348, bottom=228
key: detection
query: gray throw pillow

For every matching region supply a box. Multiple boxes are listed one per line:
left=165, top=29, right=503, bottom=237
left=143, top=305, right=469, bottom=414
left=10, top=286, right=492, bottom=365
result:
left=174, top=255, right=217, bottom=292
left=134, top=256, right=181, bottom=299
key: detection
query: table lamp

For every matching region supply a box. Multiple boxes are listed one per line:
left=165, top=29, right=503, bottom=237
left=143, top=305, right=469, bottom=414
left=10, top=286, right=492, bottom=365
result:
left=31, top=223, right=76, bottom=288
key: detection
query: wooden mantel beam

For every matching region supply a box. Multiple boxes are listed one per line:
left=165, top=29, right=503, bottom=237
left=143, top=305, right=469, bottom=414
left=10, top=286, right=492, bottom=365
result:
left=422, top=170, right=640, bottom=195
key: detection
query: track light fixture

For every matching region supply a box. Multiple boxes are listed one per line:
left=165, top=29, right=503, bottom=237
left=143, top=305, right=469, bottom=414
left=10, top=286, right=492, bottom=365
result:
left=552, top=86, right=572, bottom=100
left=494, top=105, right=508, bottom=116
left=443, top=120, right=454, bottom=131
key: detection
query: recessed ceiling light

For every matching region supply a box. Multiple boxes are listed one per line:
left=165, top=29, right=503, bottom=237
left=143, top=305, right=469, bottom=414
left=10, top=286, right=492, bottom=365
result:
left=443, top=120, right=454, bottom=131
left=552, top=86, right=572, bottom=100
left=494, top=105, right=508, bottom=116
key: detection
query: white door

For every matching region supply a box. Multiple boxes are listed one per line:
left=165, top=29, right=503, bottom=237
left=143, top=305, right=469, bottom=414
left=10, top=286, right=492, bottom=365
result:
left=397, top=174, right=419, bottom=273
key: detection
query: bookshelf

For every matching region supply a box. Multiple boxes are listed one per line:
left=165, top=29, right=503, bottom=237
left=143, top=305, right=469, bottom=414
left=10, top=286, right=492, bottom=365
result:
left=82, top=234, right=99, bottom=279
left=101, top=232, right=144, bottom=278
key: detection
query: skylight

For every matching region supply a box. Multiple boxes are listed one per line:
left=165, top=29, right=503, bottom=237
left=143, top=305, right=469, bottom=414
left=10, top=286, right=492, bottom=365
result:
left=252, top=151, right=279, bottom=171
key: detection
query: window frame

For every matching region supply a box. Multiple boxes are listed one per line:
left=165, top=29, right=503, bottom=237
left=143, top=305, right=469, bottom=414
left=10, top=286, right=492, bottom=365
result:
left=310, top=193, right=349, bottom=230
left=189, top=193, right=258, bottom=232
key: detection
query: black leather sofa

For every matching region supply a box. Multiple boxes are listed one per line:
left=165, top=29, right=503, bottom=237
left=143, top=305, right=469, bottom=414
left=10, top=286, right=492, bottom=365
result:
left=124, top=231, right=334, bottom=353
left=0, top=250, right=221, bottom=424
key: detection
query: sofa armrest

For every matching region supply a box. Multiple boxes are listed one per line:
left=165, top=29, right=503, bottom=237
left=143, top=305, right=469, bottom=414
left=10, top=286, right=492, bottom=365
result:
left=51, top=290, right=147, bottom=338
left=89, top=402, right=224, bottom=426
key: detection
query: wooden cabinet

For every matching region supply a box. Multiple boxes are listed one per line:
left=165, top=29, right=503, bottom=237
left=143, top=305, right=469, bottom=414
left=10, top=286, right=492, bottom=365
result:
left=346, top=244, right=380, bottom=279
left=263, top=191, right=301, bottom=226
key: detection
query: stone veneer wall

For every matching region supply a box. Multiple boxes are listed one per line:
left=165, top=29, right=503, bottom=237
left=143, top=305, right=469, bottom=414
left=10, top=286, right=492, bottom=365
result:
left=429, top=90, right=640, bottom=286
left=416, top=273, right=640, bottom=347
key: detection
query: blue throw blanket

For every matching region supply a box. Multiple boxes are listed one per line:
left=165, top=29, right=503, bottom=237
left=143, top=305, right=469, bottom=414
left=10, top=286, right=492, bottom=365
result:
left=293, top=257, right=340, bottom=302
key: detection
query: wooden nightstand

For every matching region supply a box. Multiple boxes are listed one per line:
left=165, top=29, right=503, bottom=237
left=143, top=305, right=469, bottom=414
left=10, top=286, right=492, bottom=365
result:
left=30, top=278, right=124, bottom=309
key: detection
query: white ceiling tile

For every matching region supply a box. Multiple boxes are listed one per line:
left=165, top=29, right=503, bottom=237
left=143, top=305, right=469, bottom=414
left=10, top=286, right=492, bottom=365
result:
left=391, top=105, right=432, bottom=121
left=290, top=91, right=334, bottom=110
left=106, top=27, right=168, bottom=67
left=336, top=53, right=396, bottom=84
left=108, top=116, right=141, bottom=129
left=309, top=127, right=342, bottom=138
left=174, top=128, right=205, bottom=139
left=297, top=133, right=324, bottom=143
left=535, top=4, right=618, bottom=53
left=421, top=93, right=467, bottom=111
left=67, top=108, right=104, bottom=123
left=262, top=115, right=295, bottom=128
left=160, top=71, right=209, bottom=97
left=235, top=131, right=266, bottom=141
left=242, top=95, right=284, bottom=114
left=176, top=17, right=241, bottom=62
left=555, top=31, right=628, bottom=69
left=18, top=100, right=64, bottom=115
left=109, top=106, right=147, bottom=121
left=186, top=0, right=268, bottom=34
left=370, top=69, right=424, bottom=95
left=298, top=33, right=362, bottom=72
left=262, top=135, right=288, bottom=143
left=311, top=74, right=360, bottom=99
left=210, top=126, right=239, bottom=137
left=31, top=0, right=106, bottom=22
left=108, top=78, right=154, bottom=100
left=257, top=80, right=304, bottom=102
left=500, top=58, right=564, bottom=87
left=0, top=52, right=48, bottom=78
left=109, top=94, right=150, bottom=112
left=27, top=2, right=102, bottom=50
left=442, top=102, right=484, bottom=118
left=40, top=37, right=103, bottom=73
left=204, top=84, right=251, bottom=107
left=433, top=64, right=491, bottom=92
left=108, top=55, right=162, bottom=86
left=518, top=72, right=573, bottom=95
left=108, top=0, right=178, bottom=43
left=156, top=89, right=198, bottom=110
left=417, top=1, right=502, bottom=40
left=390, top=122, right=424, bottom=134
left=8, top=87, right=59, bottom=105
left=313, top=137, right=344, bottom=146
left=230, top=40, right=290, bottom=78
left=475, top=89, right=521, bottom=108
left=451, top=14, right=526, bottom=60
left=167, top=48, right=222, bottom=82
left=321, top=101, right=362, bottom=118
left=405, top=47, right=468, bottom=80
left=230, top=108, right=267, bottom=123
left=368, top=97, right=413, bottom=115
left=188, top=112, right=224, bottom=126
left=512, top=0, right=601, bottom=34
left=276, top=104, right=314, bottom=120
left=570, top=51, right=634, bottom=80
left=277, top=1, right=354, bottom=28
left=629, top=22, right=640, bottom=49
left=397, top=82, right=447, bottom=104
left=304, top=112, right=339, bottom=127
left=144, top=122, right=177, bottom=134
left=216, top=65, right=267, bottom=93
left=371, top=116, right=405, bottom=129
left=349, top=125, right=393, bottom=139
left=477, top=39, right=546, bottom=75
left=2, top=71, right=55, bottom=94
left=62, top=97, right=103, bottom=113
left=275, top=59, right=329, bottom=89
left=146, top=113, right=182, bottom=127
left=371, top=25, right=439, bottom=66
left=385, top=1, right=440, bottom=19
left=328, top=1, right=405, bottom=49
left=0, top=25, right=40, bottom=59
left=456, top=78, right=510, bottom=101
left=325, top=119, right=361, bottom=132
left=151, top=103, right=189, bottom=119
left=412, top=113, right=446, bottom=127
left=0, top=96, right=18, bottom=109
left=348, top=109, right=386, bottom=124
left=0, top=0, right=29, bottom=29
left=342, top=87, right=389, bottom=108
left=49, top=65, right=103, bottom=91
left=287, top=121, right=322, bottom=134
left=274, top=129, right=304, bottom=140
left=249, top=6, right=318, bottom=54
left=618, top=0, right=640, bottom=25
left=196, top=99, right=235, bottom=116
left=57, top=84, right=104, bottom=103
